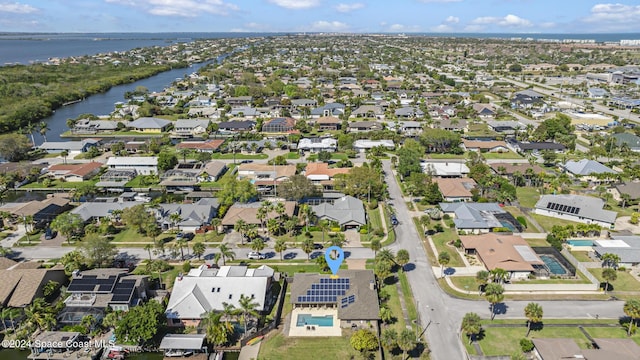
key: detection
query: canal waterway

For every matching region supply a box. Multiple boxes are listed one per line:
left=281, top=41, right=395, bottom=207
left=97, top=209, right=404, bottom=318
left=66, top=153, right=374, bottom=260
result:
left=32, top=54, right=230, bottom=145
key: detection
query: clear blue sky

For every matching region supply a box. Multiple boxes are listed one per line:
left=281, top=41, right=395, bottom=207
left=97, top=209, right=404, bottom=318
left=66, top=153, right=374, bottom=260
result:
left=2, top=1, right=640, bottom=33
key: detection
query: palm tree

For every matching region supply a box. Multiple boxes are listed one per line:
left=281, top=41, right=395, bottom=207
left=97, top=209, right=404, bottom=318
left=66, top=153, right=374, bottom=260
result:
left=370, top=239, right=381, bottom=257
left=623, top=299, right=640, bottom=336
left=192, top=241, right=206, bottom=260
left=299, top=204, right=314, bottom=232
left=176, top=238, right=187, bottom=260
left=302, top=237, right=315, bottom=260
left=490, top=268, right=508, bottom=284
left=24, top=122, right=36, bottom=145
left=60, top=149, right=69, bottom=164
left=274, top=238, right=287, bottom=260
left=144, top=244, right=153, bottom=261
left=438, top=251, right=450, bottom=277
left=485, top=283, right=504, bottom=320
left=234, top=219, right=247, bottom=244
left=202, top=311, right=233, bottom=348
left=476, top=270, right=490, bottom=294
left=396, top=249, right=410, bottom=271
left=376, top=248, right=396, bottom=266
left=397, top=328, right=416, bottom=359
left=380, top=328, right=398, bottom=351
left=273, top=202, right=286, bottom=222
left=379, top=306, right=393, bottom=324
left=461, top=312, right=482, bottom=344
left=238, top=294, right=259, bottom=337
left=601, top=253, right=621, bottom=269
left=221, top=302, right=238, bottom=323
left=218, top=243, right=235, bottom=265
left=602, top=268, right=617, bottom=293
left=210, top=218, right=222, bottom=235
left=524, top=302, right=543, bottom=337
left=39, top=121, right=50, bottom=143
left=169, top=213, right=182, bottom=231
left=284, top=216, right=298, bottom=236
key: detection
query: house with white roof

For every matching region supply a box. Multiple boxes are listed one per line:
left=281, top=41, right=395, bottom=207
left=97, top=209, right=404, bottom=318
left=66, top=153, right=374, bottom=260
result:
left=534, top=194, right=617, bottom=228
left=593, top=236, right=640, bottom=267
left=421, top=161, right=469, bottom=178
left=353, top=139, right=395, bottom=152
left=172, top=119, right=210, bottom=138
left=106, top=156, right=158, bottom=175
left=165, top=265, right=274, bottom=328
left=297, top=138, right=338, bottom=153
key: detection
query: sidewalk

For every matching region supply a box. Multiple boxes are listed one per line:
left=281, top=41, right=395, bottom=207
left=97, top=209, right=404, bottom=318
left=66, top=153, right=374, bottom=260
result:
left=0, top=224, right=26, bottom=248
left=238, top=342, right=261, bottom=360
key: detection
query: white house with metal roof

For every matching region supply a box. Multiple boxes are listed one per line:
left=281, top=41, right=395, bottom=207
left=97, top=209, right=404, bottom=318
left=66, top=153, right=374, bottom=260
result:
left=165, top=265, right=274, bottom=328
left=534, top=194, right=617, bottom=228
left=106, top=156, right=158, bottom=175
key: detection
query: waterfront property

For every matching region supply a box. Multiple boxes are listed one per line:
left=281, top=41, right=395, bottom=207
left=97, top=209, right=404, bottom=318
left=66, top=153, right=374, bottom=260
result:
left=289, top=270, right=380, bottom=337
left=165, top=265, right=274, bottom=328
left=126, top=117, right=171, bottom=133
left=534, top=194, right=617, bottom=228
left=44, top=162, right=103, bottom=182
left=106, top=156, right=158, bottom=175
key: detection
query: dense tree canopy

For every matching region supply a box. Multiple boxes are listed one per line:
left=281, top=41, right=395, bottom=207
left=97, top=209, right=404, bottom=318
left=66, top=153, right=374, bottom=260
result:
left=276, top=174, right=320, bottom=201
left=114, top=300, right=165, bottom=345
left=0, top=134, right=32, bottom=161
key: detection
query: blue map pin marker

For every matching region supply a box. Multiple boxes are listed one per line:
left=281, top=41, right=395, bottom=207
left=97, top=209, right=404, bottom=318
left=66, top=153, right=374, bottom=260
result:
left=325, top=246, right=344, bottom=276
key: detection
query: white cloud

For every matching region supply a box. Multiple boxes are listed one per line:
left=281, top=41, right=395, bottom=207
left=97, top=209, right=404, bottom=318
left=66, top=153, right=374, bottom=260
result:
left=0, top=2, right=38, bottom=14
left=582, top=3, right=640, bottom=30
left=431, top=24, right=453, bottom=32
left=470, top=14, right=532, bottom=27
left=335, top=3, right=364, bottom=13
left=105, top=0, right=239, bottom=17
left=387, top=23, right=421, bottom=32
left=268, top=0, right=321, bottom=9
left=445, top=15, right=459, bottom=24
left=308, top=20, right=350, bottom=32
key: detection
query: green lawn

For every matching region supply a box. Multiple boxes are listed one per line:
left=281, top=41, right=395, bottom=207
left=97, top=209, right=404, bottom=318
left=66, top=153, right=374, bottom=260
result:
left=531, top=213, right=581, bottom=232
left=430, top=225, right=465, bottom=267
left=450, top=276, right=480, bottom=295
left=125, top=176, right=160, bottom=188
left=524, top=237, right=551, bottom=247
left=482, top=151, right=522, bottom=160
left=426, top=153, right=466, bottom=159
left=516, top=187, right=541, bottom=208
left=571, top=251, right=594, bottom=263
left=211, top=153, right=269, bottom=160
left=466, top=320, right=640, bottom=357
left=285, top=152, right=300, bottom=159
left=331, top=152, right=348, bottom=160
left=588, top=268, right=640, bottom=292
left=21, top=178, right=99, bottom=189
left=258, top=333, right=363, bottom=360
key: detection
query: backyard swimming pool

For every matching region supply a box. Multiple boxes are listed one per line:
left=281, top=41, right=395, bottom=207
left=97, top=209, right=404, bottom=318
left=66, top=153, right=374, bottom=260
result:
left=540, top=255, right=568, bottom=275
left=296, top=314, right=334, bottom=327
left=567, top=240, right=594, bottom=247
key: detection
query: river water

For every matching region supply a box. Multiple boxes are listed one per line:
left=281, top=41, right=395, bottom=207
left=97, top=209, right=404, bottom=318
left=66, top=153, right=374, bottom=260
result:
left=31, top=57, right=222, bottom=145
left=0, top=348, right=163, bottom=360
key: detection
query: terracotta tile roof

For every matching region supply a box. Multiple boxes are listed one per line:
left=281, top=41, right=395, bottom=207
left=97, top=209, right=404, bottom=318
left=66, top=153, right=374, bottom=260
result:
left=176, top=139, right=225, bottom=150
left=460, top=233, right=543, bottom=272
left=434, top=178, right=476, bottom=198
left=316, top=116, right=341, bottom=124
left=48, top=161, right=103, bottom=177
left=305, top=162, right=351, bottom=178
left=462, top=139, right=508, bottom=150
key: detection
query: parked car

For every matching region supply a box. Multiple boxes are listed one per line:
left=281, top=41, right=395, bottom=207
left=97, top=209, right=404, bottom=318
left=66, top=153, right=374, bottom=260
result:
left=313, top=243, right=324, bottom=250
left=248, top=251, right=265, bottom=260
left=390, top=214, right=399, bottom=226
left=44, top=228, right=57, bottom=240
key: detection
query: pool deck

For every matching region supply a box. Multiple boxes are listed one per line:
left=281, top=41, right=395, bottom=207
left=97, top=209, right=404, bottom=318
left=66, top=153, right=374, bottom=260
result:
left=288, top=308, right=341, bottom=337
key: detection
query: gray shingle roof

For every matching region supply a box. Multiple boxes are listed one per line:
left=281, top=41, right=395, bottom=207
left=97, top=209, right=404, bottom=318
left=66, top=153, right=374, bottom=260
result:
left=439, top=202, right=505, bottom=229
left=534, top=194, right=617, bottom=224
left=312, top=196, right=366, bottom=226
left=127, top=117, right=171, bottom=129
left=563, top=159, right=616, bottom=175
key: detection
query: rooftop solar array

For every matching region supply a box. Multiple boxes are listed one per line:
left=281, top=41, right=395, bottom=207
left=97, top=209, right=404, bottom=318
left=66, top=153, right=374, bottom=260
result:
left=67, top=275, right=119, bottom=293
left=111, top=279, right=136, bottom=303
left=546, top=202, right=580, bottom=215
left=340, top=294, right=356, bottom=308
left=297, top=278, right=350, bottom=303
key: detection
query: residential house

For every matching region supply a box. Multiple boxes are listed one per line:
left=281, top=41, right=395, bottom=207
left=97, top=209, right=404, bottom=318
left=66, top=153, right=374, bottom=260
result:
left=297, top=138, right=338, bottom=153
left=216, top=121, right=255, bottom=133
left=487, top=121, right=524, bottom=134
left=353, top=139, right=395, bottom=152
left=612, top=132, right=640, bottom=152
left=459, top=234, right=546, bottom=280
left=351, top=105, right=384, bottom=119
left=106, top=156, right=158, bottom=175
left=237, top=163, right=296, bottom=191
left=71, top=201, right=146, bottom=223
left=95, top=170, right=137, bottom=189
left=0, top=267, right=67, bottom=307
left=562, top=159, right=617, bottom=182
left=221, top=201, right=297, bottom=228
left=176, top=139, right=225, bottom=153
left=126, top=117, right=172, bottom=133
left=593, top=236, right=640, bottom=267
left=432, top=118, right=467, bottom=132
left=290, top=270, right=380, bottom=335
left=507, top=139, right=566, bottom=154
left=71, top=119, right=119, bottom=134
left=534, top=194, right=617, bottom=228
left=511, top=89, right=545, bottom=110
left=225, top=96, right=252, bottom=107
left=421, top=161, right=470, bottom=178
left=434, top=178, right=477, bottom=202
left=397, top=121, right=423, bottom=136
left=291, top=99, right=317, bottom=109
left=312, top=195, right=366, bottom=230
left=348, top=121, right=384, bottom=133
left=472, top=103, right=496, bottom=118
left=262, top=117, right=297, bottom=133
left=39, top=139, right=100, bottom=154
left=229, top=106, right=260, bottom=118
left=0, top=196, right=71, bottom=227
left=439, top=202, right=523, bottom=234
left=159, top=168, right=200, bottom=192
left=310, top=103, right=345, bottom=118
left=155, top=199, right=219, bottom=232
left=198, top=161, right=227, bottom=182
left=44, top=162, right=103, bottom=182
left=172, top=119, right=210, bottom=138
left=315, top=116, right=341, bottom=131
left=59, top=268, right=150, bottom=324
left=395, top=106, right=424, bottom=118
left=609, top=181, right=640, bottom=205
left=165, top=265, right=274, bottom=327
left=304, top=162, right=350, bottom=192
left=461, top=139, right=509, bottom=153
left=532, top=338, right=640, bottom=360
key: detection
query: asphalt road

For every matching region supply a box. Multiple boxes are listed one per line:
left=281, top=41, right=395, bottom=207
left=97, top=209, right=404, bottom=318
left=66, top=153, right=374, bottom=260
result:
left=383, top=160, right=625, bottom=360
